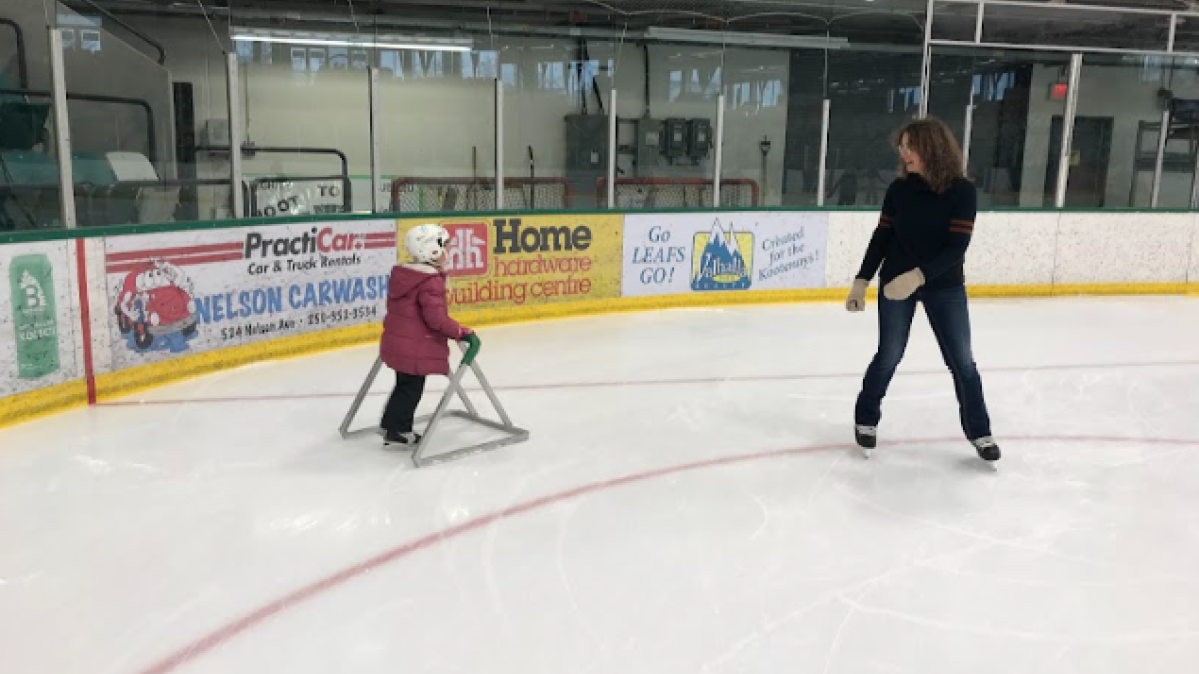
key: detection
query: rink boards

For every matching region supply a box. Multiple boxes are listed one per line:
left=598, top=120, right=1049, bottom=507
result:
left=2, top=208, right=1198, bottom=426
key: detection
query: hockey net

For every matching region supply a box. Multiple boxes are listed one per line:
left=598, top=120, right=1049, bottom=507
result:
left=390, top=177, right=571, bottom=213
left=595, top=178, right=760, bottom=209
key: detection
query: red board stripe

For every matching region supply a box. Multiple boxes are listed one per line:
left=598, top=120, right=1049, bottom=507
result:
left=107, top=243, right=242, bottom=263
left=106, top=252, right=245, bottom=274
left=74, top=239, right=97, bottom=405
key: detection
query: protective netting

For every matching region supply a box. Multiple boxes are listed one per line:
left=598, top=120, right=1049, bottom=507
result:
left=390, top=178, right=571, bottom=213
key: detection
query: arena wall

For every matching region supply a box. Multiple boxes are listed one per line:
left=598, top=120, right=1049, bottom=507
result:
left=2, top=208, right=1197, bottom=428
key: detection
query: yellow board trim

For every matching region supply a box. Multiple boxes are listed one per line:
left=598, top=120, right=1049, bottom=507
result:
left=970, top=282, right=1199, bottom=298
left=2, top=281, right=1196, bottom=429
left=94, top=322, right=383, bottom=403
left=0, top=380, right=89, bottom=429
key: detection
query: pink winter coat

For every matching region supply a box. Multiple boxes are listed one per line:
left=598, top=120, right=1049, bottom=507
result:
left=380, top=264, right=464, bottom=376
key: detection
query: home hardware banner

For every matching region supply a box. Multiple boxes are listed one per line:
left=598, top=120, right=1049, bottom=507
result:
left=396, top=214, right=623, bottom=313
left=622, top=212, right=828, bottom=297
left=103, top=220, right=397, bottom=369
left=0, top=241, right=79, bottom=397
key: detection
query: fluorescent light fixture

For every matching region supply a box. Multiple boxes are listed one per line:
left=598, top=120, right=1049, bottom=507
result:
left=231, top=30, right=472, bottom=52
left=646, top=26, right=847, bottom=50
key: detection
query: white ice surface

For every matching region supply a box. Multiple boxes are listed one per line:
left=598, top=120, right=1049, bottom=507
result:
left=2, top=296, right=1199, bottom=674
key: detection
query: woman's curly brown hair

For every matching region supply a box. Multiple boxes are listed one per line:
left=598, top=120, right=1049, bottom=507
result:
left=893, top=117, right=965, bottom=194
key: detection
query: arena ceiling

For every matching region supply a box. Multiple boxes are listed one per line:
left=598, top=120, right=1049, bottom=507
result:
left=72, top=0, right=1199, bottom=49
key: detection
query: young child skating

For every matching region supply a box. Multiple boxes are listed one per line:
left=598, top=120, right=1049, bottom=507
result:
left=379, top=224, right=472, bottom=446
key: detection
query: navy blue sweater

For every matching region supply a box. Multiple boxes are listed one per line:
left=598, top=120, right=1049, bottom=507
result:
left=856, top=174, right=977, bottom=291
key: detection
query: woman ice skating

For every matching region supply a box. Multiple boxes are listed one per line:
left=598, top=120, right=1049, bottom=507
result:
left=379, top=224, right=473, bottom=447
left=845, top=117, right=1000, bottom=464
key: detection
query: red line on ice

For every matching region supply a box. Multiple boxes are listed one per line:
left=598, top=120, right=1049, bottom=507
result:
left=129, top=434, right=1199, bottom=674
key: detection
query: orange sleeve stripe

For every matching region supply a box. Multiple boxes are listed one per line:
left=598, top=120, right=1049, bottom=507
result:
left=950, top=219, right=974, bottom=227
left=880, top=214, right=893, bottom=223
left=949, top=227, right=973, bottom=235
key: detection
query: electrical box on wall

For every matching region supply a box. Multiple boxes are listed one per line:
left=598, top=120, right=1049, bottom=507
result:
left=565, top=114, right=609, bottom=173
left=633, top=117, right=713, bottom=175
left=642, top=125, right=661, bottom=151
left=565, top=113, right=609, bottom=207
left=662, top=118, right=688, bottom=159
left=634, top=117, right=663, bottom=172
left=687, top=118, right=712, bottom=161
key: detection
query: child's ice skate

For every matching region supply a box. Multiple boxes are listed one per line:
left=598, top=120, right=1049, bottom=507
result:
left=384, top=430, right=421, bottom=447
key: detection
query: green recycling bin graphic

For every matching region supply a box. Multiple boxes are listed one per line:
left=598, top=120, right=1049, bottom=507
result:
left=10, top=253, right=60, bottom=380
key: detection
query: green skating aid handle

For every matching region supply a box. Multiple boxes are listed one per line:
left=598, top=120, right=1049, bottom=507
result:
left=461, top=333, right=481, bottom=365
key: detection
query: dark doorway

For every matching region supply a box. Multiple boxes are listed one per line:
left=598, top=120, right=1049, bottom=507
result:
left=1045, top=115, right=1114, bottom=207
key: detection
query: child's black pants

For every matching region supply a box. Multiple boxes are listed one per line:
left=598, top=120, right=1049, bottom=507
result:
left=382, top=372, right=426, bottom=433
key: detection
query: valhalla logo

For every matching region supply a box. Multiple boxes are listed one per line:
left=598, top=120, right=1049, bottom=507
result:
left=691, top=220, right=752, bottom=291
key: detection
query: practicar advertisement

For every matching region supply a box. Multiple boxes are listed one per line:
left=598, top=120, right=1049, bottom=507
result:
left=0, top=241, right=79, bottom=397
left=622, top=212, right=828, bottom=297
left=103, top=220, right=397, bottom=369
left=396, top=214, right=622, bottom=314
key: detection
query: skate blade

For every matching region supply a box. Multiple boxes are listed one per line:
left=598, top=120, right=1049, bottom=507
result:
left=861, top=446, right=873, bottom=459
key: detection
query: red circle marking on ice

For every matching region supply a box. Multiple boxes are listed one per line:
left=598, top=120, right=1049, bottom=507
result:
left=130, top=434, right=1199, bottom=674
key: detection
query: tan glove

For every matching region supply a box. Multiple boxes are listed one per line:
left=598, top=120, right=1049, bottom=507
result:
left=883, top=268, right=925, bottom=301
left=845, top=278, right=869, bottom=312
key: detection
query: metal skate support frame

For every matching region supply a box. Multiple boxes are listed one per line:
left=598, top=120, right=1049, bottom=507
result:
left=339, top=334, right=529, bottom=467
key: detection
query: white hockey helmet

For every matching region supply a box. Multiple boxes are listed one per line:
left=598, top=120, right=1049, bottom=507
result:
left=405, top=224, right=451, bottom=264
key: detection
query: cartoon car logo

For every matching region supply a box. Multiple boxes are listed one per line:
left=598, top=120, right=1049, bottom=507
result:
left=114, top=260, right=198, bottom=350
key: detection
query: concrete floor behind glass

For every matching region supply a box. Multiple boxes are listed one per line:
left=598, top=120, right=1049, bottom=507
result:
left=2, top=296, right=1199, bottom=674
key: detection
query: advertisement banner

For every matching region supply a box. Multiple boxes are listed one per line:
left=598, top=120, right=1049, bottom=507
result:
left=622, top=212, right=828, bottom=297
left=0, top=241, right=79, bottom=397
left=397, top=214, right=622, bottom=314
left=103, top=220, right=396, bottom=370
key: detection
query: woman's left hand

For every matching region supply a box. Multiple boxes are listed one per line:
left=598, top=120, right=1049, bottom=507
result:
left=883, top=268, right=925, bottom=301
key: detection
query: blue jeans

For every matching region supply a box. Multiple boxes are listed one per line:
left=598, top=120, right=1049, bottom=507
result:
left=854, top=285, right=992, bottom=440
